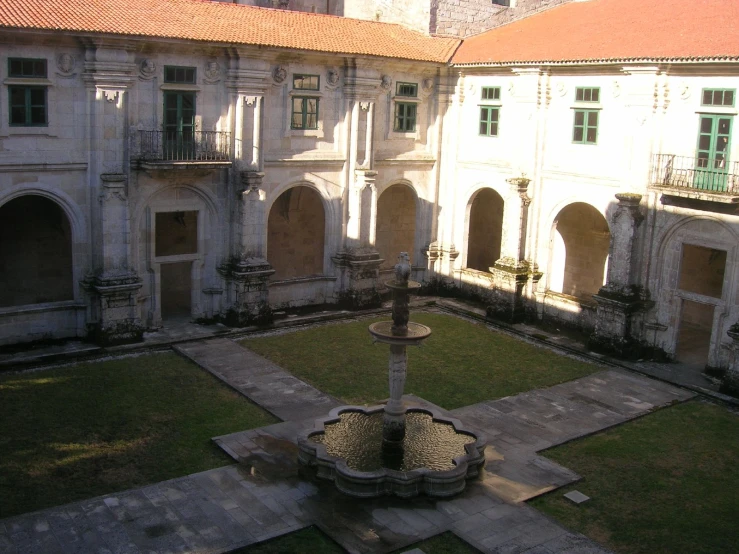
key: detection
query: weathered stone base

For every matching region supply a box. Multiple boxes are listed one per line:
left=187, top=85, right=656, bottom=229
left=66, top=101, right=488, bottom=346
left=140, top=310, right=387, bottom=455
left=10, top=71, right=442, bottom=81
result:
left=589, top=288, right=647, bottom=359
left=332, top=248, right=383, bottom=310
left=218, top=257, right=275, bottom=327
left=87, top=272, right=144, bottom=346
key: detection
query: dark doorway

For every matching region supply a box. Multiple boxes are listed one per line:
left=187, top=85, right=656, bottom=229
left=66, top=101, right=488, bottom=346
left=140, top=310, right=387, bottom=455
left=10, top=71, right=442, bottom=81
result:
left=160, top=262, right=192, bottom=319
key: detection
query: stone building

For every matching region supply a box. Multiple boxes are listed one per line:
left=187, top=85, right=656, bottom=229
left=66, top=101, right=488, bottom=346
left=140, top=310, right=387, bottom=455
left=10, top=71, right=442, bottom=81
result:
left=1, top=0, right=739, bottom=387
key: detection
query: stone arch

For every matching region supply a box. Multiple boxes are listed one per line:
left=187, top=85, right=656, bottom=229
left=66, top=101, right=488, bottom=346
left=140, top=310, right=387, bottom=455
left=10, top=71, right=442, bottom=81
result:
left=0, top=194, right=74, bottom=307
left=375, top=181, right=418, bottom=269
left=464, top=187, right=504, bottom=272
left=267, top=185, right=326, bottom=280
left=549, top=202, right=610, bottom=300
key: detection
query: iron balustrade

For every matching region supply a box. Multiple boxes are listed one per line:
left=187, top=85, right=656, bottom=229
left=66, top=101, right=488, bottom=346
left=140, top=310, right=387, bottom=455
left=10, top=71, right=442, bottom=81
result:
left=136, top=130, right=231, bottom=162
left=651, top=153, right=739, bottom=194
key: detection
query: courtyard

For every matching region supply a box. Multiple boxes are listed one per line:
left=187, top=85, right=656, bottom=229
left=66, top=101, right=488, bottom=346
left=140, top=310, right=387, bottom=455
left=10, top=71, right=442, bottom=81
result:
left=0, top=309, right=737, bottom=553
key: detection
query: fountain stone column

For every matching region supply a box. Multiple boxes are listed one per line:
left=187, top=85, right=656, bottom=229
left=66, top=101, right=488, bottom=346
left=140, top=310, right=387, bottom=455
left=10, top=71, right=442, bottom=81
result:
left=369, top=252, right=432, bottom=446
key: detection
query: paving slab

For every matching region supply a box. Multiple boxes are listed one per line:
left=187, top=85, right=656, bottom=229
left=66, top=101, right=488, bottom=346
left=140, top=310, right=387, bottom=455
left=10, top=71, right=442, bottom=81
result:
left=173, top=338, right=342, bottom=421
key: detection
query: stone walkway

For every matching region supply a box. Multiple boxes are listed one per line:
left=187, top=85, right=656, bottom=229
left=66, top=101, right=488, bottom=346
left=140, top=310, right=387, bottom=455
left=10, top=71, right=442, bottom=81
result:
left=0, top=338, right=694, bottom=554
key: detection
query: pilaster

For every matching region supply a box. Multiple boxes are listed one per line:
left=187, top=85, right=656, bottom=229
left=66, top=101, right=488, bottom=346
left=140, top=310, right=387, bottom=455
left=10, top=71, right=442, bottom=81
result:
left=590, top=193, right=647, bottom=357
left=219, top=170, right=275, bottom=325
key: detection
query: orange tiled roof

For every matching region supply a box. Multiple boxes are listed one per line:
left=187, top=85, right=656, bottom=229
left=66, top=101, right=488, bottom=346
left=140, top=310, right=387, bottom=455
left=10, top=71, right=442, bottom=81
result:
left=453, top=0, right=739, bottom=65
left=0, top=0, right=460, bottom=64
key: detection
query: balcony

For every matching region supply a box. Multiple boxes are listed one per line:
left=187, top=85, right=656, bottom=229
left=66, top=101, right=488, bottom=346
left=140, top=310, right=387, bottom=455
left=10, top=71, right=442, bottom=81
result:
left=132, top=130, right=232, bottom=170
left=650, top=154, right=739, bottom=204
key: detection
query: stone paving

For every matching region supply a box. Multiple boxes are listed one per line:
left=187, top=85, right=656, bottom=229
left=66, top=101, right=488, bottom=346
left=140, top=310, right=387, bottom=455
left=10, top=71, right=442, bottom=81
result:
left=0, top=337, right=695, bottom=554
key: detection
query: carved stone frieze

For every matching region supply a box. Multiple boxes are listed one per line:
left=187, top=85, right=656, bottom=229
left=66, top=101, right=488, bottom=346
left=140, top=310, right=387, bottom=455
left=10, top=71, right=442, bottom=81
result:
left=204, top=60, right=221, bottom=84
left=139, top=58, right=156, bottom=80
left=56, top=53, right=76, bottom=76
left=272, top=65, right=287, bottom=84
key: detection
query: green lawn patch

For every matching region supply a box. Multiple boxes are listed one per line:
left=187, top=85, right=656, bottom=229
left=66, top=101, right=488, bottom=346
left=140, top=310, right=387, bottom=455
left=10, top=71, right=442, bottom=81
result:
left=529, top=401, right=739, bottom=554
left=0, top=352, right=277, bottom=518
left=242, top=312, right=600, bottom=409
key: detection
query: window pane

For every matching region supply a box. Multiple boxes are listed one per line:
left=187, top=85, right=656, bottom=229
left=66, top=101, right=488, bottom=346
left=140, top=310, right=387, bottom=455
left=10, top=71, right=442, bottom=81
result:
left=29, top=88, right=45, bottom=105
left=9, top=59, right=22, bottom=76
left=576, top=89, right=583, bottom=101
left=491, top=108, right=499, bottom=123
left=573, top=127, right=584, bottom=142
left=10, top=87, right=25, bottom=106
left=587, top=111, right=598, bottom=125
left=10, top=107, right=25, bottom=125
left=718, top=118, right=730, bottom=134
left=703, top=90, right=713, bottom=105
left=574, top=111, right=584, bottom=125
left=713, top=90, right=723, bottom=105
left=490, top=123, right=498, bottom=136
left=480, top=121, right=488, bottom=135
left=306, top=114, right=317, bottom=128
left=725, top=91, right=735, bottom=106
left=292, top=113, right=303, bottom=128
left=698, top=135, right=711, bottom=150
left=586, top=128, right=597, bottom=143
left=592, top=89, right=599, bottom=102
left=716, top=137, right=729, bottom=153
left=700, top=118, right=713, bottom=133
left=307, top=98, right=317, bottom=113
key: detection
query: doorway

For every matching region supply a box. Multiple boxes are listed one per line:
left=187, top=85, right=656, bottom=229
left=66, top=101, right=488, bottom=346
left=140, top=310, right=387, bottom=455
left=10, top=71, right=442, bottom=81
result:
left=160, top=262, right=192, bottom=319
left=676, top=300, right=714, bottom=368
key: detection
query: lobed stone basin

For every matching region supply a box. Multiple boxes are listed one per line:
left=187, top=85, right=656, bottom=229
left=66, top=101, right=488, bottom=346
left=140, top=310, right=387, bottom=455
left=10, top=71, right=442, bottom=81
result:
left=297, top=404, right=486, bottom=498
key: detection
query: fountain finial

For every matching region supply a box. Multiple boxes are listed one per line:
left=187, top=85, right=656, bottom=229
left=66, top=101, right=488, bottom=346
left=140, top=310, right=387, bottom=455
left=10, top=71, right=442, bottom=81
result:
left=394, top=252, right=411, bottom=286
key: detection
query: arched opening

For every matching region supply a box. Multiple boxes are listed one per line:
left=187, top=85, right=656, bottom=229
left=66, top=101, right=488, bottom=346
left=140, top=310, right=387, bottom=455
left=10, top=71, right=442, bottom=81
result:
left=376, top=184, right=416, bottom=269
left=466, top=188, right=504, bottom=272
left=550, top=202, right=610, bottom=300
left=268, top=186, right=325, bottom=280
left=0, top=195, right=73, bottom=307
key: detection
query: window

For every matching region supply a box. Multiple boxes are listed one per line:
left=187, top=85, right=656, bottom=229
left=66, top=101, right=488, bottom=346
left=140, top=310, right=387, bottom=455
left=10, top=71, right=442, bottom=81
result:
left=164, top=66, right=196, bottom=84
left=481, top=86, right=500, bottom=101
left=479, top=106, right=499, bottom=137
left=164, top=92, right=196, bottom=159
left=394, top=102, right=417, bottom=132
left=291, top=97, right=319, bottom=130
left=572, top=87, right=600, bottom=144
left=8, top=58, right=47, bottom=126
left=293, top=74, right=319, bottom=90
left=575, top=87, right=600, bottom=102
left=291, top=74, right=320, bottom=130
left=396, top=82, right=418, bottom=97
left=479, top=86, right=501, bottom=137
left=702, top=89, right=735, bottom=107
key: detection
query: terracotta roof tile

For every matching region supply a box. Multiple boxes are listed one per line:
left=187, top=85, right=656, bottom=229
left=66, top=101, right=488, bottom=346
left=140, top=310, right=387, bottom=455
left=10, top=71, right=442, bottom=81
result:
left=0, top=0, right=460, bottom=63
left=453, top=0, right=739, bottom=65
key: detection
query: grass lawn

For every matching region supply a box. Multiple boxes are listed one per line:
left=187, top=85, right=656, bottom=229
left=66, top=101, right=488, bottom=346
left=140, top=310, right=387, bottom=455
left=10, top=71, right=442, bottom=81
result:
left=529, top=400, right=739, bottom=554
left=241, top=312, right=601, bottom=409
left=0, top=352, right=277, bottom=518
left=231, top=527, right=479, bottom=553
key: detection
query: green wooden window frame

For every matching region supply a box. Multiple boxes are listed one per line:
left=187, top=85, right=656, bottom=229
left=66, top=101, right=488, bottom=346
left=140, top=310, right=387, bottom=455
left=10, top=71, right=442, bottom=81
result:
left=8, top=58, right=47, bottom=78
left=481, top=86, right=500, bottom=101
left=164, top=66, right=196, bottom=84
left=575, top=87, right=600, bottom=102
left=291, top=96, right=319, bottom=129
left=701, top=89, right=735, bottom=107
left=396, top=82, right=418, bottom=97
left=573, top=109, right=598, bottom=144
left=479, top=106, right=499, bottom=137
left=293, top=74, right=320, bottom=90
left=394, top=102, right=417, bottom=132
left=9, top=86, right=47, bottom=126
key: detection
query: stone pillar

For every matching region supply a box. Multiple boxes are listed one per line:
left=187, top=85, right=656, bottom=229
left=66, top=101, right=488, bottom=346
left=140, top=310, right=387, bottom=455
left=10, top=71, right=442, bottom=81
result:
left=332, top=169, right=384, bottom=309
left=723, top=324, right=739, bottom=395
left=383, top=344, right=408, bottom=443
left=82, top=47, right=144, bottom=344
left=590, top=193, right=645, bottom=357
left=219, top=171, right=275, bottom=325
left=487, top=177, right=541, bottom=322
left=87, top=173, right=144, bottom=344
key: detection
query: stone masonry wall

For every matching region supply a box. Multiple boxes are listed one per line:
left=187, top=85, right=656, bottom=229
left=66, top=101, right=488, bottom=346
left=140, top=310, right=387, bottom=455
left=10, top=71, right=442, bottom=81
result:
left=431, top=0, right=574, bottom=37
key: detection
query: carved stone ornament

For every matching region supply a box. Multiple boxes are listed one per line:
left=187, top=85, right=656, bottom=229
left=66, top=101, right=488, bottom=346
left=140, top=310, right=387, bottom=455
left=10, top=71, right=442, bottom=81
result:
left=102, top=90, right=120, bottom=103
left=556, top=82, right=567, bottom=97
left=612, top=80, right=621, bottom=98
left=380, top=74, right=392, bottom=91
left=56, top=53, right=75, bottom=75
left=359, top=101, right=371, bottom=111
left=204, top=60, right=221, bottom=83
left=422, top=78, right=434, bottom=94
left=680, top=81, right=690, bottom=100
left=327, top=67, right=340, bottom=87
left=272, top=65, right=287, bottom=84
left=139, top=58, right=156, bottom=80
left=467, top=82, right=476, bottom=94
left=243, top=95, right=258, bottom=106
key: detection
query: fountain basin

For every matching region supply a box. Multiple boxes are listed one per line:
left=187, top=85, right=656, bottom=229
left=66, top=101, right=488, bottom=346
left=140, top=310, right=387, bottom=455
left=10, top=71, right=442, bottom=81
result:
left=297, top=404, right=486, bottom=498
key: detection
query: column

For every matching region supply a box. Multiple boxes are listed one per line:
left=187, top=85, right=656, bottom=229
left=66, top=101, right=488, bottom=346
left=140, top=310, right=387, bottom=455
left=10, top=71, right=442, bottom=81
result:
left=590, top=193, right=645, bottom=356
left=487, top=177, right=542, bottom=322
left=219, top=171, right=275, bottom=325
left=724, top=325, right=739, bottom=395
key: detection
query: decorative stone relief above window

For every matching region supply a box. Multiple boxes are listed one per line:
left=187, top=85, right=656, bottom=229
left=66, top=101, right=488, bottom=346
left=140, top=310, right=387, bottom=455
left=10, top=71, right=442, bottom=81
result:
left=326, top=68, right=340, bottom=88
left=381, top=75, right=392, bottom=91
left=273, top=65, right=287, bottom=84
left=556, top=82, right=567, bottom=97
left=680, top=81, right=691, bottom=100
left=422, top=78, right=434, bottom=94
left=203, top=61, right=221, bottom=84
left=55, top=53, right=75, bottom=76
left=139, top=59, right=156, bottom=80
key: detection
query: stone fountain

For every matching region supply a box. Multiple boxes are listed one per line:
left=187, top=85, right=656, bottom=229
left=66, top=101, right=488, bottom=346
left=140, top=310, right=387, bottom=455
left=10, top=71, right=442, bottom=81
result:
left=298, top=253, right=486, bottom=498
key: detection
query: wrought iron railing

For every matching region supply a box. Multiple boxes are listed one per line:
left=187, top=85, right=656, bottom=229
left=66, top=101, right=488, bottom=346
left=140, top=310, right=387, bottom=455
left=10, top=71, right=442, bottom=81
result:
left=651, top=153, right=739, bottom=194
left=135, top=130, right=231, bottom=162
